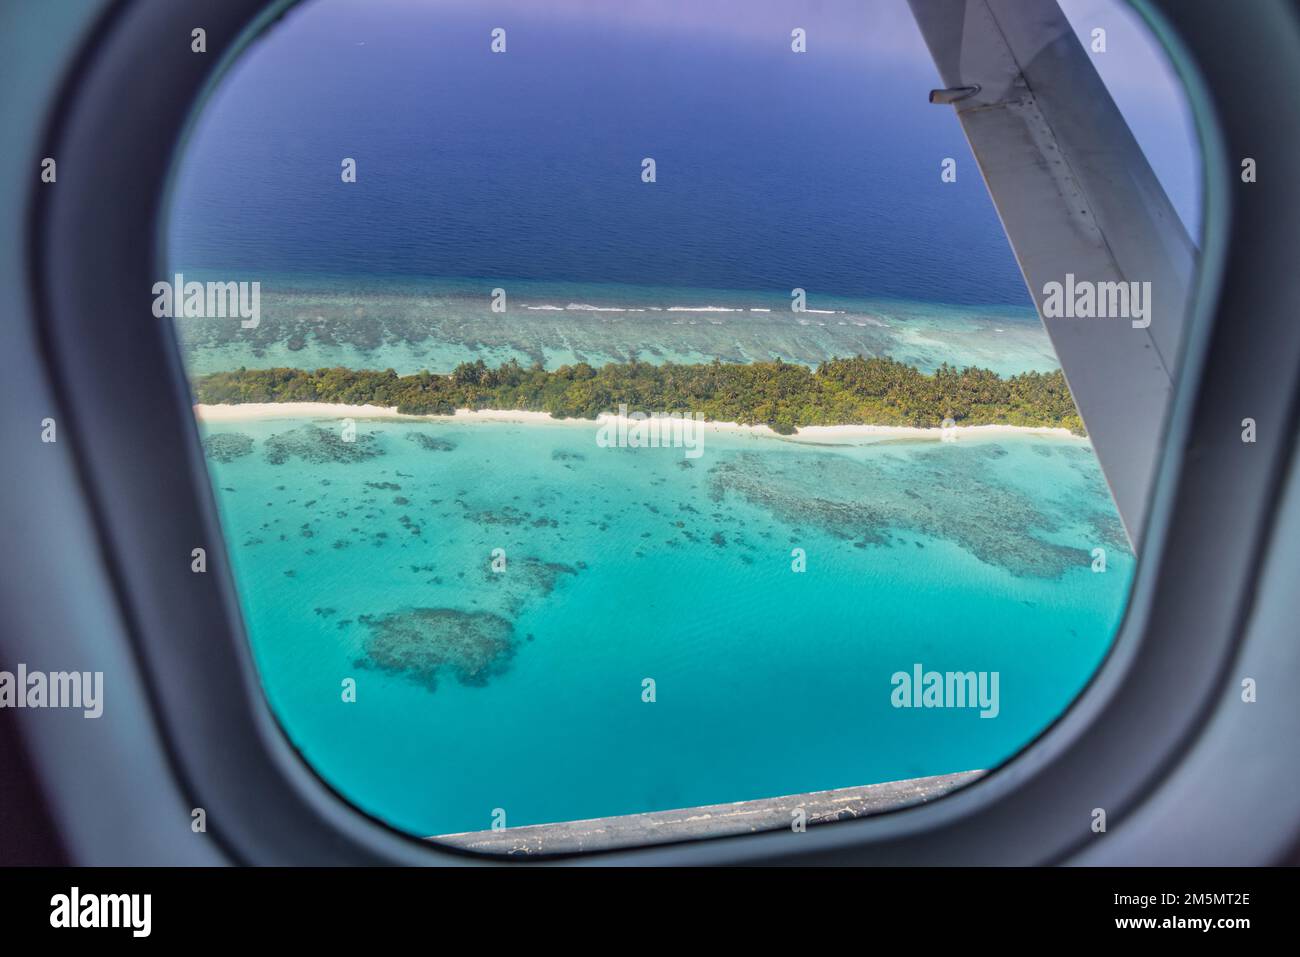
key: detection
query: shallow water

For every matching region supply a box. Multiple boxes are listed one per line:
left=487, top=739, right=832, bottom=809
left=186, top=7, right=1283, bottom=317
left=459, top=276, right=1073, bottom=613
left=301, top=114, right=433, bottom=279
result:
left=176, top=274, right=1057, bottom=379
left=202, top=414, right=1132, bottom=836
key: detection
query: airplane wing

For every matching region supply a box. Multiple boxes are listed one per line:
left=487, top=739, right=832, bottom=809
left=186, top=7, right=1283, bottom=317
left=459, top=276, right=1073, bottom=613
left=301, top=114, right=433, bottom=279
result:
left=907, top=0, right=1197, bottom=545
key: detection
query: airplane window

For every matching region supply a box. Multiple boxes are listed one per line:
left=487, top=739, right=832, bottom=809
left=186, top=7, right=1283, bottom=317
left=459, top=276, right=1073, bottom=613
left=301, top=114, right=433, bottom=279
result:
left=163, top=0, right=1201, bottom=852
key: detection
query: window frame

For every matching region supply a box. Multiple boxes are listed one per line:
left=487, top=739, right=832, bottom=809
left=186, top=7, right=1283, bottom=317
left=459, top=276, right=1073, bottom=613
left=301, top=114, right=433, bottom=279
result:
left=24, top=0, right=1300, bottom=864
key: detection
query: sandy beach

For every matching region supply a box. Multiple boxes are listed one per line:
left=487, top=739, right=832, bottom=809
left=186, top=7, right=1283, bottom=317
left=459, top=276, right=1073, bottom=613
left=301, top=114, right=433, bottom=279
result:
left=193, top=402, right=1080, bottom=443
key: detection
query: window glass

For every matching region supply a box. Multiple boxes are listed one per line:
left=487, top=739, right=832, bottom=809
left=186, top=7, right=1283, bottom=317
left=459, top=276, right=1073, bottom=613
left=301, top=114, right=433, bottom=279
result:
left=166, top=0, right=1198, bottom=851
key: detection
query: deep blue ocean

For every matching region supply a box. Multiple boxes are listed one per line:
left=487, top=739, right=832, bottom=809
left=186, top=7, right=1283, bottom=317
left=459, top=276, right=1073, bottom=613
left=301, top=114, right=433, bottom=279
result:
left=168, top=0, right=1029, bottom=305
left=171, top=0, right=1135, bottom=840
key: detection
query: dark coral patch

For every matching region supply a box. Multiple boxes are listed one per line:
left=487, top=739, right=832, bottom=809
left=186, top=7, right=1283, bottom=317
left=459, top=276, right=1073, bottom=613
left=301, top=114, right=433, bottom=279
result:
left=358, top=608, right=516, bottom=692
left=202, top=432, right=254, bottom=463
left=263, top=425, right=383, bottom=465
left=707, top=446, right=1119, bottom=579
left=406, top=432, right=457, bottom=452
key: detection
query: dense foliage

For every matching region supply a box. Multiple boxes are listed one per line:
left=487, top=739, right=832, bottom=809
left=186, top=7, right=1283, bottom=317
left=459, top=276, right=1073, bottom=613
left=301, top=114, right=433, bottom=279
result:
left=192, top=357, right=1085, bottom=434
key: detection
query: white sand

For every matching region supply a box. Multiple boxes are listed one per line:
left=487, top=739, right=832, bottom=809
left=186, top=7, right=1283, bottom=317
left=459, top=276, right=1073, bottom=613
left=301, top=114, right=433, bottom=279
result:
left=193, top=402, right=1081, bottom=443
left=193, top=403, right=562, bottom=425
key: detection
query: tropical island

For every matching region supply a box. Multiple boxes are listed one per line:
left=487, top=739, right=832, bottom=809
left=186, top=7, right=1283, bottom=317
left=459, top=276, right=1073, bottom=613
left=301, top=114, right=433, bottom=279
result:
left=191, top=356, right=1085, bottom=435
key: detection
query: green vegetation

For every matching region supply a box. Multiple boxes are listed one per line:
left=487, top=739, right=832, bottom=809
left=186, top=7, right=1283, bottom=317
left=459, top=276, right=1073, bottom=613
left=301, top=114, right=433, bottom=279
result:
left=192, top=357, right=1085, bottom=434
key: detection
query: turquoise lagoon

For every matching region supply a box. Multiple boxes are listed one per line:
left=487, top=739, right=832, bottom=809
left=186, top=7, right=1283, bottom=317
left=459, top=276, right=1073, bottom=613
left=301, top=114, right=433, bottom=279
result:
left=200, top=413, right=1133, bottom=837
